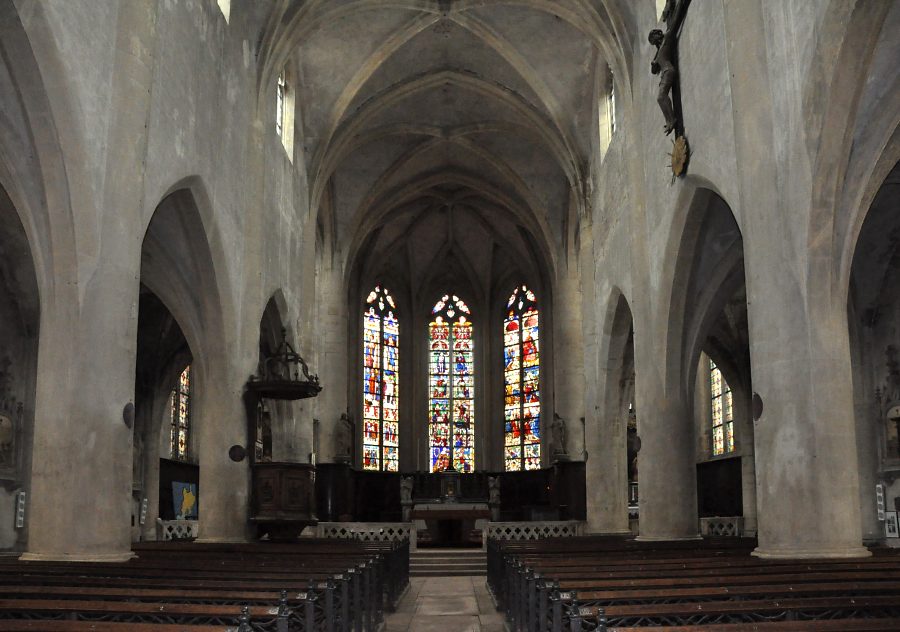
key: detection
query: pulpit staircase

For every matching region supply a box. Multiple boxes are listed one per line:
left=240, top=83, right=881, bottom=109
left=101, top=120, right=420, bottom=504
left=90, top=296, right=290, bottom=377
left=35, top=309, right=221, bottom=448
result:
left=410, top=548, right=487, bottom=576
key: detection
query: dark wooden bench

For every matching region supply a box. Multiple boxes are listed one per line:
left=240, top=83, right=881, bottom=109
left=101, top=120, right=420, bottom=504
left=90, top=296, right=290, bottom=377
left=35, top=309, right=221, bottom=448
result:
left=609, top=619, right=900, bottom=631
left=487, top=535, right=900, bottom=632
left=0, top=538, right=410, bottom=632
left=575, top=595, right=900, bottom=628
left=0, top=623, right=231, bottom=632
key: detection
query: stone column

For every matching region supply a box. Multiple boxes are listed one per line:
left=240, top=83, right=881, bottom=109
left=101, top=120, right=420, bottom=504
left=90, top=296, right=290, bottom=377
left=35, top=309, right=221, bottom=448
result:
left=744, top=289, right=867, bottom=557
left=291, top=221, right=319, bottom=465
left=634, top=369, right=699, bottom=540
left=23, top=275, right=140, bottom=561
left=138, top=390, right=169, bottom=542
left=723, top=1, right=867, bottom=558
left=735, top=388, right=758, bottom=537
left=23, top=0, right=158, bottom=561
left=583, top=223, right=631, bottom=534
left=586, top=391, right=631, bottom=534
left=552, top=249, right=586, bottom=461
left=315, top=255, right=349, bottom=464
left=196, top=359, right=249, bottom=543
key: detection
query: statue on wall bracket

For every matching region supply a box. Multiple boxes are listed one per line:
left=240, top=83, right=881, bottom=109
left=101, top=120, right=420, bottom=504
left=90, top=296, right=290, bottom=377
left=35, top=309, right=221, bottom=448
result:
left=334, top=411, right=354, bottom=464
left=649, top=0, right=692, bottom=181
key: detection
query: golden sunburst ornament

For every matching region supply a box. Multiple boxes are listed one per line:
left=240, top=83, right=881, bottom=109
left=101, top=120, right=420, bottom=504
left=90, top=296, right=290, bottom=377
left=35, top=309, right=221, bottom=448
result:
left=668, top=134, right=690, bottom=183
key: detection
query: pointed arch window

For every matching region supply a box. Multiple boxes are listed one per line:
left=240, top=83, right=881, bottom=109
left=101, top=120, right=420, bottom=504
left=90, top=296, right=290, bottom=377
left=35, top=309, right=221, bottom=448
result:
left=275, top=68, right=295, bottom=159
left=504, top=286, right=541, bottom=471
left=276, top=71, right=286, bottom=137
left=362, top=286, right=399, bottom=471
left=429, top=295, right=474, bottom=473
left=710, top=359, right=734, bottom=455
left=170, top=365, right=191, bottom=461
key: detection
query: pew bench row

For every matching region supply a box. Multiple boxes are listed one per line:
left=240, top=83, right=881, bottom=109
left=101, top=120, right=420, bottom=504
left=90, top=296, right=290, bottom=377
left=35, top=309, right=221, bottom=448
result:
left=0, top=538, right=410, bottom=632
left=487, top=535, right=900, bottom=631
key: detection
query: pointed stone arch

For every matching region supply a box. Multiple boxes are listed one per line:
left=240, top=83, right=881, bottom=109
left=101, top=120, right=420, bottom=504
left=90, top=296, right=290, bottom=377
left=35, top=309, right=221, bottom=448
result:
left=587, top=287, right=635, bottom=534
left=139, top=182, right=244, bottom=543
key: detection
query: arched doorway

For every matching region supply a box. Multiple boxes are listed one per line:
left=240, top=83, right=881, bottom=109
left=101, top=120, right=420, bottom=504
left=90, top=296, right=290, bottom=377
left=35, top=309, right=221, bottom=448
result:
left=848, top=160, right=900, bottom=544
left=0, top=182, right=39, bottom=551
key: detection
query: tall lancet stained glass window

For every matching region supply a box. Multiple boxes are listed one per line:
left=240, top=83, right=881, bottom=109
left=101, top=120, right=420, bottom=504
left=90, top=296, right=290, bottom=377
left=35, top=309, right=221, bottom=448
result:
left=170, top=365, right=192, bottom=461
left=362, top=286, right=399, bottom=472
left=429, top=295, right=475, bottom=473
left=710, top=359, right=734, bottom=456
left=504, top=286, right=541, bottom=471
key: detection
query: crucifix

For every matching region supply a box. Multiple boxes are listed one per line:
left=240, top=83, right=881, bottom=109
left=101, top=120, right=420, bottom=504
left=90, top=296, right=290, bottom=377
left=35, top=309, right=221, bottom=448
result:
left=649, top=0, right=692, bottom=179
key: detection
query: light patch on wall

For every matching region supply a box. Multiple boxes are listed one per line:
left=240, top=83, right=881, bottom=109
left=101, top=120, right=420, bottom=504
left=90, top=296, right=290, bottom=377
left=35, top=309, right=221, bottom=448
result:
left=217, top=0, right=230, bottom=23
left=276, top=69, right=296, bottom=162
left=598, top=66, right=616, bottom=163
left=656, top=0, right=667, bottom=21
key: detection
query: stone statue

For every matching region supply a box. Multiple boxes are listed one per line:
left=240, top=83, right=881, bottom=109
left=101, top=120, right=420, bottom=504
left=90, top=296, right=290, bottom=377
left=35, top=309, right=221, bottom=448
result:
left=488, top=476, right=500, bottom=505
left=400, top=476, right=414, bottom=521
left=551, top=413, right=567, bottom=455
left=334, top=412, right=354, bottom=463
left=488, top=476, right=501, bottom=520
left=400, top=476, right=413, bottom=503
left=648, top=0, right=690, bottom=135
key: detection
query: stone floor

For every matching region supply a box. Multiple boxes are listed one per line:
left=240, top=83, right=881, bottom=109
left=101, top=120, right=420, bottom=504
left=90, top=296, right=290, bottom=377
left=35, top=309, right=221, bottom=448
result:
left=384, top=575, right=506, bottom=631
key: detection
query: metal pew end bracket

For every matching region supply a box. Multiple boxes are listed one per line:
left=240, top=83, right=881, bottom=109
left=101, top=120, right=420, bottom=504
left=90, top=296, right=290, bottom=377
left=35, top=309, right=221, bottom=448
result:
left=237, top=605, right=253, bottom=632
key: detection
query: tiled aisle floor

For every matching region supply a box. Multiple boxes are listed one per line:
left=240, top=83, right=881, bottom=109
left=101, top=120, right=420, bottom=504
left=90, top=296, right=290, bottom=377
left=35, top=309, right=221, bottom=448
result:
left=384, top=576, right=506, bottom=632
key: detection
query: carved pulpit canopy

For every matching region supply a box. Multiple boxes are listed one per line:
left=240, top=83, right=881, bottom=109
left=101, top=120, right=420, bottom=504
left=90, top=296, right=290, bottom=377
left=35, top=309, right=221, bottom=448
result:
left=246, top=327, right=322, bottom=400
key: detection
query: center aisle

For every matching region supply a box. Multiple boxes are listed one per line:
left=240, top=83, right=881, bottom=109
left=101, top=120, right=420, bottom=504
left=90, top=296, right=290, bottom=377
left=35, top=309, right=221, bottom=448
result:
left=385, top=575, right=505, bottom=632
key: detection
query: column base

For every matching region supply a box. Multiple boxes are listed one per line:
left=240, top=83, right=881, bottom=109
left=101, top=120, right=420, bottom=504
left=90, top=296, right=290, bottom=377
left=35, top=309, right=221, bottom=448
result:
left=753, top=545, right=871, bottom=559
left=19, top=551, right=136, bottom=563
left=636, top=533, right=702, bottom=542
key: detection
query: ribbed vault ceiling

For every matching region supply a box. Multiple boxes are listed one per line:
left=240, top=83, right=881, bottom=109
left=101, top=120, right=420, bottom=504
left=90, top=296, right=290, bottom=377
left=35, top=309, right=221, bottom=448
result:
left=258, top=0, right=637, bottom=286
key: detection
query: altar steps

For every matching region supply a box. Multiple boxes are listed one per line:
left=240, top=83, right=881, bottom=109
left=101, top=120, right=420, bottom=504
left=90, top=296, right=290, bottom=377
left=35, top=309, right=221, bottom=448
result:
left=410, top=549, right=487, bottom=576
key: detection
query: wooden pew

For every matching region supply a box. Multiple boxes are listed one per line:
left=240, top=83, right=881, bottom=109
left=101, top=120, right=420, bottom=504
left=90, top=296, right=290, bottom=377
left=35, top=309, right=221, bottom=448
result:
left=0, top=538, right=410, bottom=632
left=0, top=623, right=232, bottom=632
left=573, top=595, right=900, bottom=629
left=486, top=535, right=900, bottom=632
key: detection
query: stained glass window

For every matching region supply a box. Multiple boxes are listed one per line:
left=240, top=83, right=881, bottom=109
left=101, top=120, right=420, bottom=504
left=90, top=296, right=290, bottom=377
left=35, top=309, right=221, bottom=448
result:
left=710, top=359, right=734, bottom=455
left=504, top=286, right=541, bottom=471
left=362, top=286, right=399, bottom=471
left=429, top=295, right=474, bottom=473
left=170, top=365, right=191, bottom=461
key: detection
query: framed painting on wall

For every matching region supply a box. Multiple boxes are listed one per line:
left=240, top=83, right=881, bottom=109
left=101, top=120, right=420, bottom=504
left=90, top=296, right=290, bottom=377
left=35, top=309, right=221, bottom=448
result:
left=172, top=481, right=198, bottom=520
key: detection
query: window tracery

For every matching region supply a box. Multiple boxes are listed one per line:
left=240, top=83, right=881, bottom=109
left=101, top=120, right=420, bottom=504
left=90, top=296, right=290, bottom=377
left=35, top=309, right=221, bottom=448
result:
left=362, top=286, right=399, bottom=471
left=170, top=365, right=191, bottom=461
left=504, top=286, right=541, bottom=471
left=428, top=295, right=474, bottom=472
left=710, top=359, right=734, bottom=455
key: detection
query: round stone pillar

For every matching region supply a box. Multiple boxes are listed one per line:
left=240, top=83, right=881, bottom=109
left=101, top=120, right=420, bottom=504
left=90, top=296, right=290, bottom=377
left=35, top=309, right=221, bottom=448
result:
left=748, top=296, right=868, bottom=558
left=195, top=360, right=249, bottom=543
left=551, top=262, right=586, bottom=461
left=314, top=258, right=349, bottom=464
left=24, top=270, right=138, bottom=561
left=634, top=382, right=700, bottom=541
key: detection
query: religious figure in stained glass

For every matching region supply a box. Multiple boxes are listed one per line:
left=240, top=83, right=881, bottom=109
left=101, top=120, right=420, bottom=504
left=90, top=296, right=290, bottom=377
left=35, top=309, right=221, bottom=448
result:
left=428, top=294, right=474, bottom=473
left=504, top=286, right=541, bottom=471
left=362, top=286, right=399, bottom=471
left=710, top=359, right=734, bottom=456
left=170, top=365, right=191, bottom=461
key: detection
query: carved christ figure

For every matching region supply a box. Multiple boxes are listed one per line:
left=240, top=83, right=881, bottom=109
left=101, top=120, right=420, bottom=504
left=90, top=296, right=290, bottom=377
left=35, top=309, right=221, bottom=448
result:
left=649, top=0, right=689, bottom=135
